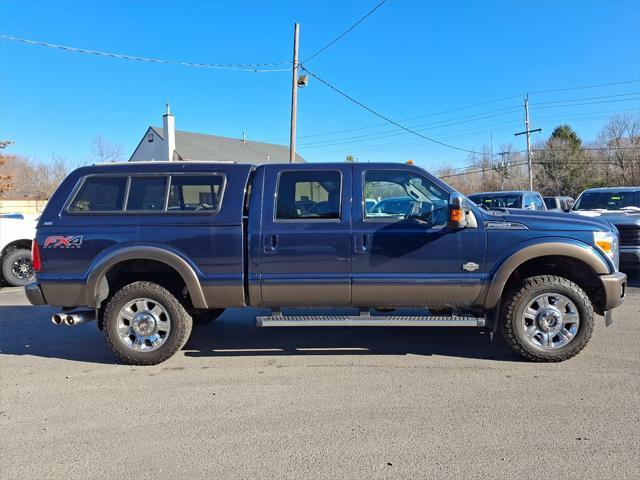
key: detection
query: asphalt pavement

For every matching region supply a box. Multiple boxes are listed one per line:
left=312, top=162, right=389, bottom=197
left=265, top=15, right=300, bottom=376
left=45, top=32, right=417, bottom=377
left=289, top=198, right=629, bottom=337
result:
left=1, top=278, right=639, bottom=479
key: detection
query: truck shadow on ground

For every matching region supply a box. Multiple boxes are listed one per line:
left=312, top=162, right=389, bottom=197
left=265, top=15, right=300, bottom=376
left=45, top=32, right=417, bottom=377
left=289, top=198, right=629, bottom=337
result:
left=183, top=316, right=520, bottom=361
left=0, top=305, right=521, bottom=364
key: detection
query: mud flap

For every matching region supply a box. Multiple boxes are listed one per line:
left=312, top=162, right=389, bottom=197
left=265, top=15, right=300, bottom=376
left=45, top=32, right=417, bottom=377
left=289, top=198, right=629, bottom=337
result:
left=604, top=310, right=613, bottom=327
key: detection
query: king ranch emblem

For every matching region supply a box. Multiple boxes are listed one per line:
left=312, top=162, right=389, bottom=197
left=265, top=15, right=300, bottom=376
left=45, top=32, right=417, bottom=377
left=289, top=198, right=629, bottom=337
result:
left=44, top=236, right=83, bottom=248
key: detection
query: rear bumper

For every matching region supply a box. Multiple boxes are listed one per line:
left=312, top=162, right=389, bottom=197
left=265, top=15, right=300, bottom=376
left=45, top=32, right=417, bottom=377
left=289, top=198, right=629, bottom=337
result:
left=25, top=282, right=46, bottom=306
left=599, top=272, right=627, bottom=311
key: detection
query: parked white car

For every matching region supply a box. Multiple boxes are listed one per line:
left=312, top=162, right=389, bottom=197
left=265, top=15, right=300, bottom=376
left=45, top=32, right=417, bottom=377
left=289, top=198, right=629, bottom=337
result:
left=0, top=217, right=37, bottom=286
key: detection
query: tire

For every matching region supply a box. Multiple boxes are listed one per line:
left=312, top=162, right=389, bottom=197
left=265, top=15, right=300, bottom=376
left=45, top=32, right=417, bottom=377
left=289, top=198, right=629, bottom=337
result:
left=501, top=275, right=595, bottom=362
left=103, top=281, right=193, bottom=365
left=1, top=248, right=35, bottom=287
left=191, top=308, right=225, bottom=325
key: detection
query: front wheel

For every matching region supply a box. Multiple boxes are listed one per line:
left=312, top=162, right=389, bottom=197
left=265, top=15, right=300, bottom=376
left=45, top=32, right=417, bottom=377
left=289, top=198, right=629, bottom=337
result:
left=501, top=275, right=595, bottom=362
left=103, top=281, right=193, bottom=365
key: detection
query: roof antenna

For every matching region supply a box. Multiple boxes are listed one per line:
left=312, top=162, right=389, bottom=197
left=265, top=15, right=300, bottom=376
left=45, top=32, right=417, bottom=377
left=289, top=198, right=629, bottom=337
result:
left=242, top=131, right=246, bottom=143
left=165, top=103, right=171, bottom=115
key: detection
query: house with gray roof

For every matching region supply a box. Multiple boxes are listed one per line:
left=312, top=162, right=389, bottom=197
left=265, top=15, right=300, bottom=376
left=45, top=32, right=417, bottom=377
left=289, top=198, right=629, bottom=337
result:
left=129, top=105, right=304, bottom=163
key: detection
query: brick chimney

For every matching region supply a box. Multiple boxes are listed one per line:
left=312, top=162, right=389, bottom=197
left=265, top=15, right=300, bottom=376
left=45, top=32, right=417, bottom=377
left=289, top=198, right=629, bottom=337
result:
left=163, top=103, right=175, bottom=161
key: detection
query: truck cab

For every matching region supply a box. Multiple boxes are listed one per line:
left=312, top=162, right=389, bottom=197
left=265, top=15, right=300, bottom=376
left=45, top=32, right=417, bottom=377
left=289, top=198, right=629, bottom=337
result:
left=26, top=161, right=627, bottom=365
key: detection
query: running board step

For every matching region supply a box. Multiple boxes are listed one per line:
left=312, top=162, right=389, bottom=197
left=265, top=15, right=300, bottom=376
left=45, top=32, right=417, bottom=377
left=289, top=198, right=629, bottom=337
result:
left=256, top=315, right=485, bottom=328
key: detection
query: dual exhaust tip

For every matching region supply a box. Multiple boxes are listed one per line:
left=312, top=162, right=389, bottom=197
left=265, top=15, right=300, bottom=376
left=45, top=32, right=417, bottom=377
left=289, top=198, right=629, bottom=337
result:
left=51, top=311, right=95, bottom=326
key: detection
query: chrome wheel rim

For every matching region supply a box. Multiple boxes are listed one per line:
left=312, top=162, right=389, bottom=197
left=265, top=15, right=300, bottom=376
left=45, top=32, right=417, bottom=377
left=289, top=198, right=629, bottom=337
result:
left=522, top=293, right=580, bottom=350
left=117, top=298, right=171, bottom=352
left=12, top=257, right=34, bottom=280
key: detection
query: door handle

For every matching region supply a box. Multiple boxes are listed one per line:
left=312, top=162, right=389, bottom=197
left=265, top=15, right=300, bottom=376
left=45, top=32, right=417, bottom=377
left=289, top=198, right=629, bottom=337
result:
left=263, top=234, right=279, bottom=254
left=353, top=233, right=369, bottom=253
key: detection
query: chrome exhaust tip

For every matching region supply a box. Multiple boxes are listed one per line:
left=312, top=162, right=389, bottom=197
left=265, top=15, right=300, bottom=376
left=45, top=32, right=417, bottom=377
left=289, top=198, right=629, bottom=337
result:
left=61, top=311, right=95, bottom=326
left=51, top=314, right=64, bottom=325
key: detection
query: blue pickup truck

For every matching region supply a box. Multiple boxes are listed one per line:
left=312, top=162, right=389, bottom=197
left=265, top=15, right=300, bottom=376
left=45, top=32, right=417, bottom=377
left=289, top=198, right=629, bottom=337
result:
left=26, top=161, right=627, bottom=365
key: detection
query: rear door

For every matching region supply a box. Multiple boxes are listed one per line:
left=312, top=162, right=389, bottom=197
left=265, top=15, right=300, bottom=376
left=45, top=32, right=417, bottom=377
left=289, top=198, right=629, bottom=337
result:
left=258, top=164, right=352, bottom=307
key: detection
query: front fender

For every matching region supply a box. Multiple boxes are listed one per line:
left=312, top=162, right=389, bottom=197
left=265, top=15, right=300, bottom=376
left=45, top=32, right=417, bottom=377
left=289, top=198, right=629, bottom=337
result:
left=85, top=245, right=208, bottom=309
left=483, top=239, right=610, bottom=310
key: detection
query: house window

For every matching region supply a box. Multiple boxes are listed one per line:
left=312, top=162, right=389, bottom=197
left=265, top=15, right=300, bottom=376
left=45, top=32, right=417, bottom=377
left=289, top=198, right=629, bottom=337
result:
left=147, top=133, right=154, bottom=142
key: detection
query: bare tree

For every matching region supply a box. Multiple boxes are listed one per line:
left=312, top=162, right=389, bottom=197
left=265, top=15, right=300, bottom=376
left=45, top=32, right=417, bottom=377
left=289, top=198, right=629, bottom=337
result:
left=595, top=114, right=640, bottom=186
left=91, top=135, right=123, bottom=163
left=0, top=140, right=15, bottom=197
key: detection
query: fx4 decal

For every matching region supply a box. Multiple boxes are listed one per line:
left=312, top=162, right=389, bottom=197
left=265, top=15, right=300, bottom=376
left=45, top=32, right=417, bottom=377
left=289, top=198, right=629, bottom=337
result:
left=44, top=235, right=84, bottom=249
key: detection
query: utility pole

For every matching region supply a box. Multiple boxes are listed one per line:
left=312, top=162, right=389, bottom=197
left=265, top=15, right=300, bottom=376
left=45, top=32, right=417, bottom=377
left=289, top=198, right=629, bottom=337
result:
left=289, top=23, right=300, bottom=163
left=514, top=95, right=541, bottom=190
left=496, top=151, right=510, bottom=189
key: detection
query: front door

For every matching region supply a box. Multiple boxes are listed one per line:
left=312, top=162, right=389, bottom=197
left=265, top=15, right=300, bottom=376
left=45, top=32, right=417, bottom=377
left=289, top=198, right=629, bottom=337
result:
left=259, top=164, right=352, bottom=307
left=351, top=165, right=486, bottom=308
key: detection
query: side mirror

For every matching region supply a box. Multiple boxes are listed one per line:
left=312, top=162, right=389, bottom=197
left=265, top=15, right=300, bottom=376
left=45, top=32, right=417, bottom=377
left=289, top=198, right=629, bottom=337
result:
left=447, top=193, right=468, bottom=229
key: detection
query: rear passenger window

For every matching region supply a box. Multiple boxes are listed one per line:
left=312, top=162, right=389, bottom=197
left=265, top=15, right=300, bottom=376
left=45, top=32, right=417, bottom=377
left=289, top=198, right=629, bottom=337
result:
left=276, top=171, right=341, bottom=220
left=126, top=177, right=167, bottom=211
left=168, top=176, right=224, bottom=213
left=68, top=176, right=127, bottom=212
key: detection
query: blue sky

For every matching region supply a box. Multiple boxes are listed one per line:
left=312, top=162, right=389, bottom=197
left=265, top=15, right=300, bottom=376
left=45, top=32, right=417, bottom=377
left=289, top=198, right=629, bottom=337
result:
left=1, top=0, right=639, bottom=170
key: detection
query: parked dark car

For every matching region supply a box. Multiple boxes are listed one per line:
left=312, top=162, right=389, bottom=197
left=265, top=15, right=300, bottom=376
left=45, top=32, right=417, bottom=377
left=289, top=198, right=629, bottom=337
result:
left=573, top=187, right=640, bottom=272
left=26, top=162, right=626, bottom=365
left=543, top=196, right=575, bottom=212
left=468, top=191, right=547, bottom=211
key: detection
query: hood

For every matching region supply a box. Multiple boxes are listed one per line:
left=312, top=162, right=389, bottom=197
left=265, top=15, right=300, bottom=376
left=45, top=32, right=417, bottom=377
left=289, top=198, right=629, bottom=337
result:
left=481, top=208, right=613, bottom=231
left=573, top=210, right=640, bottom=227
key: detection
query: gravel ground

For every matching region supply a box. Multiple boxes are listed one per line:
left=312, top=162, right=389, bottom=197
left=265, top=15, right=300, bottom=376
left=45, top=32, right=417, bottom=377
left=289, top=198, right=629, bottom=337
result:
left=1, top=278, right=638, bottom=480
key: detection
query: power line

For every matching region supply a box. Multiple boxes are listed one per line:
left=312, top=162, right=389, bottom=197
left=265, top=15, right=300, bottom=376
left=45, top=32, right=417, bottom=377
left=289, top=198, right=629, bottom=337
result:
left=301, top=67, right=481, bottom=154
left=272, top=81, right=639, bottom=143
left=530, top=79, right=640, bottom=95
left=0, top=33, right=291, bottom=72
left=530, top=92, right=639, bottom=106
left=437, top=159, right=640, bottom=179
left=270, top=94, right=524, bottom=142
left=533, top=97, right=640, bottom=110
left=438, top=162, right=529, bottom=178
left=302, top=0, right=389, bottom=63
left=300, top=109, right=640, bottom=159
left=297, top=106, right=522, bottom=148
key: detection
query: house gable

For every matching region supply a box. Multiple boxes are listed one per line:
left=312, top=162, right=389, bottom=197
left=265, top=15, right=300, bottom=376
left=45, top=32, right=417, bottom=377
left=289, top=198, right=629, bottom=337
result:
left=129, top=127, right=167, bottom=162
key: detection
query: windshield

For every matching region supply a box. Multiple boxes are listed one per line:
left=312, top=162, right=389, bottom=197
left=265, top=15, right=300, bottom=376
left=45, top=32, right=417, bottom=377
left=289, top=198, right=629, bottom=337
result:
left=370, top=197, right=412, bottom=216
left=468, top=194, right=522, bottom=209
left=573, top=190, right=640, bottom=211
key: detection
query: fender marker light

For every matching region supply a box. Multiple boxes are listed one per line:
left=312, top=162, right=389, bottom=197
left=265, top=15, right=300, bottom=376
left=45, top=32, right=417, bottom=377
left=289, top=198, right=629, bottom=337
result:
left=450, top=208, right=464, bottom=222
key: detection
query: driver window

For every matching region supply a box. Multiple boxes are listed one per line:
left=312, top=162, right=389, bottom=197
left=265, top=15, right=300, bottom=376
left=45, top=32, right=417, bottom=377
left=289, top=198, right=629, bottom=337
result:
left=364, top=170, right=448, bottom=226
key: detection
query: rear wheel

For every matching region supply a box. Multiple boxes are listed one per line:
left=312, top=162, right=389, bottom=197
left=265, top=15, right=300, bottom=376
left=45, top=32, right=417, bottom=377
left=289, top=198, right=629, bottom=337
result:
left=103, top=281, right=193, bottom=365
left=501, top=275, right=594, bottom=362
left=1, top=248, right=35, bottom=286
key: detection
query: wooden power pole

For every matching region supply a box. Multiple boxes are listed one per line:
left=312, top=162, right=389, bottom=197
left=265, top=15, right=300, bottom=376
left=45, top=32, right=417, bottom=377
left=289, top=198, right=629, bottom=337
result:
left=289, top=23, right=300, bottom=163
left=515, top=94, right=541, bottom=190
